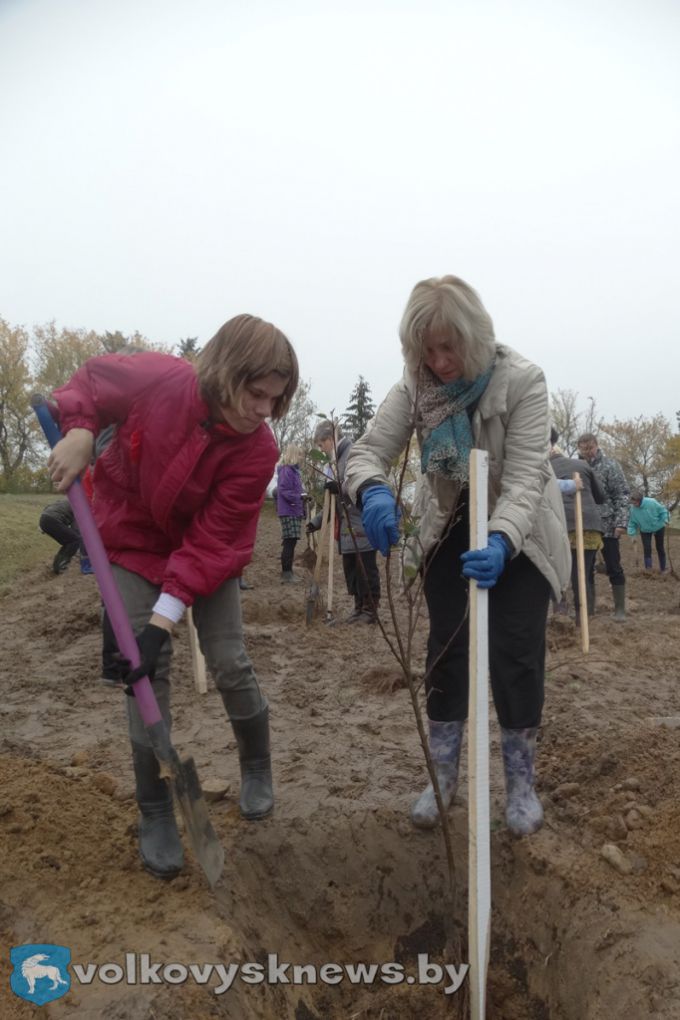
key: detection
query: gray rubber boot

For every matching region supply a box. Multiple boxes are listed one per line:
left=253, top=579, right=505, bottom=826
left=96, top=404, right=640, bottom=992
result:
left=132, top=742, right=184, bottom=880
left=411, top=720, right=464, bottom=830
left=612, top=584, right=626, bottom=621
left=501, top=727, right=543, bottom=836
left=230, top=705, right=274, bottom=820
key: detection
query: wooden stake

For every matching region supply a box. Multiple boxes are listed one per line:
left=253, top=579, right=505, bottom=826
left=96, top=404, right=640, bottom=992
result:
left=468, top=449, right=491, bottom=1020
left=187, top=607, right=208, bottom=695
left=305, top=488, right=330, bottom=625
left=314, top=489, right=331, bottom=584
left=326, top=494, right=335, bottom=624
left=573, top=472, right=590, bottom=653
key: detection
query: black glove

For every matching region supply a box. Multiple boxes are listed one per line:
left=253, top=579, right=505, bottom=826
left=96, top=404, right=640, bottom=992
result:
left=306, top=522, right=318, bottom=535
left=120, top=623, right=171, bottom=687
left=324, top=479, right=339, bottom=494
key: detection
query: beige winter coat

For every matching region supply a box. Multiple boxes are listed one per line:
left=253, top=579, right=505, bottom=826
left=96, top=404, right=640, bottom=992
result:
left=345, top=344, right=571, bottom=599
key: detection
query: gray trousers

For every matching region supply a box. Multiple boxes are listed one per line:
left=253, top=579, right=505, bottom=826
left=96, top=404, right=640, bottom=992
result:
left=112, top=565, right=265, bottom=749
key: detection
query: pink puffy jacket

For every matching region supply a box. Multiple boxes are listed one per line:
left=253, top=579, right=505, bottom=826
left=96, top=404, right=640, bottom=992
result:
left=53, top=351, right=278, bottom=605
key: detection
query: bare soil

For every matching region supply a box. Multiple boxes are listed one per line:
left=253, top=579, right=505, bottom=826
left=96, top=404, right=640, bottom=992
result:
left=1, top=510, right=679, bottom=1019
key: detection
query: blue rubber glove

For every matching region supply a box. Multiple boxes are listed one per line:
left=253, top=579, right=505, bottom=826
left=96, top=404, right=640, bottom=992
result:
left=361, top=485, right=400, bottom=556
left=460, top=533, right=511, bottom=589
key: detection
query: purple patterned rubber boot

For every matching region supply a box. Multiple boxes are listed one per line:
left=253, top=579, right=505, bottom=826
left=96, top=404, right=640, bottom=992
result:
left=411, top=720, right=464, bottom=830
left=501, top=726, right=544, bottom=836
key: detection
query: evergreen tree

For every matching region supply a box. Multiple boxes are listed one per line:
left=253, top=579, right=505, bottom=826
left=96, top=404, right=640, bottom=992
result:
left=177, top=336, right=201, bottom=359
left=343, top=376, right=375, bottom=440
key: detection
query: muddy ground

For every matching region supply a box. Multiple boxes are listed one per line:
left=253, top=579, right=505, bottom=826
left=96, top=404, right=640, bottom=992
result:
left=1, top=506, right=679, bottom=1019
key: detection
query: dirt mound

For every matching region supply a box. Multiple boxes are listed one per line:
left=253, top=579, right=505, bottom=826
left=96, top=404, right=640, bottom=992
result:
left=1, top=513, right=680, bottom=1017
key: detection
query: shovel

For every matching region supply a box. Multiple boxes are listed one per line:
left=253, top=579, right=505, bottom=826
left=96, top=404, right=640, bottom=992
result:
left=305, top=488, right=330, bottom=626
left=32, top=395, right=225, bottom=888
left=299, top=495, right=317, bottom=572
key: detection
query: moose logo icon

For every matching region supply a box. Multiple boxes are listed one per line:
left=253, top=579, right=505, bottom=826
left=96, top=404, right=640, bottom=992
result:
left=10, top=943, right=71, bottom=1005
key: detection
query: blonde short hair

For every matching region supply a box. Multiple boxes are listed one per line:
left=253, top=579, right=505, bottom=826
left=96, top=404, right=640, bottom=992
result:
left=197, top=314, right=298, bottom=420
left=399, top=275, right=496, bottom=380
left=280, top=443, right=302, bottom=465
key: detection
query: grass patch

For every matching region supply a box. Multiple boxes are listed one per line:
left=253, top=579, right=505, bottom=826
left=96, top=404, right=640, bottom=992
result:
left=0, top=493, right=56, bottom=590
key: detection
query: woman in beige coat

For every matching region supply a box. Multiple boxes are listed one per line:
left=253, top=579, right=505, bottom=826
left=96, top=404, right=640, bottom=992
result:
left=345, top=275, right=570, bottom=836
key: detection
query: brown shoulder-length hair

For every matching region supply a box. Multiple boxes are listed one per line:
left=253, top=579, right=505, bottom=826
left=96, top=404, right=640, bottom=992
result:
left=196, top=314, right=299, bottom=420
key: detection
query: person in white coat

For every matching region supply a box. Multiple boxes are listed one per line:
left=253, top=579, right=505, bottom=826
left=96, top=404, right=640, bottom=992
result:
left=345, top=275, right=570, bottom=836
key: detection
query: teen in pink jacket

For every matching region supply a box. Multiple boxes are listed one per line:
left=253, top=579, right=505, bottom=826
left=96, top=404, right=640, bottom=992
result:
left=48, top=315, right=298, bottom=881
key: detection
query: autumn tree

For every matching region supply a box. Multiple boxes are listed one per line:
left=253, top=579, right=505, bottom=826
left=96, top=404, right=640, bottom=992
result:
left=0, top=318, right=42, bottom=490
left=659, top=435, right=680, bottom=510
left=32, top=321, right=102, bottom=393
left=599, top=414, right=676, bottom=502
left=268, top=378, right=316, bottom=455
left=100, top=330, right=135, bottom=353
left=343, top=375, right=375, bottom=441
left=549, top=389, right=603, bottom=455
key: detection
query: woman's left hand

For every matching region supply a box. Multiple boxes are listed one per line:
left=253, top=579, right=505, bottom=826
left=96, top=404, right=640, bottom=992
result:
left=460, top=534, right=511, bottom=589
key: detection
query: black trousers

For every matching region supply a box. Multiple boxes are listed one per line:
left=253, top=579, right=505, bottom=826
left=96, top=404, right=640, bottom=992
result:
left=641, top=528, right=666, bottom=563
left=281, top=537, right=298, bottom=572
left=39, top=511, right=81, bottom=551
left=601, top=535, right=625, bottom=586
left=423, top=502, right=551, bottom=729
left=342, top=550, right=380, bottom=604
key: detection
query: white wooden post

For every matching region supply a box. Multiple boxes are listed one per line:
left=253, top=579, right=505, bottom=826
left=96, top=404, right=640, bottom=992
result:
left=468, top=449, right=491, bottom=1020
left=326, top=494, right=335, bottom=623
left=187, top=607, right=208, bottom=695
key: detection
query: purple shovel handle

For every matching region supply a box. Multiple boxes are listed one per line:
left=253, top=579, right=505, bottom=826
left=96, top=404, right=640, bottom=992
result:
left=65, top=484, right=162, bottom=727
left=32, top=396, right=161, bottom=727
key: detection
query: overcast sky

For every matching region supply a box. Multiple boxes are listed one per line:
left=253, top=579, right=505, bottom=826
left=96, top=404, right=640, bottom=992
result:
left=1, top=0, right=678, bottom=428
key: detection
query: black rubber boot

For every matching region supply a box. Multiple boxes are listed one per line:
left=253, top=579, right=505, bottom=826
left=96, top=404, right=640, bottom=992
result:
left=356, top=596, right=379, bottom=624
left=345, top=594, right=363, bottom=623
left=132, top=742, right=184, bottom=879
left=612, top=584, right=626, bottom=622
left=52, top=541, right=80, bottom=575
left=230, top=706, right=274, bottom=820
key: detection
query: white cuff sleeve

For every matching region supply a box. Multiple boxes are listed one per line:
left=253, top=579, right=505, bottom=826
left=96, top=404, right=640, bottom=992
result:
left=152, top=592, right=187, bottom=624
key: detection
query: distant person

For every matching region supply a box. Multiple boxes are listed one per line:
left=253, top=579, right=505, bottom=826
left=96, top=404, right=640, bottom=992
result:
left=39, top=498, right=82, bottom=574
left=47, top=315, right=298, bottom=881
left=346, top=274, right=570, bottom=836
left=309, top=420, right=380, bottom=623
left=627, top=491, right=670, bottom=572
left=275, top=444, right=305, bottom=583
left=577, top=432, right=630, bottom=622
left=39, top=495, right=93, bottom=574
left=549, top=430, right=605, bottom=619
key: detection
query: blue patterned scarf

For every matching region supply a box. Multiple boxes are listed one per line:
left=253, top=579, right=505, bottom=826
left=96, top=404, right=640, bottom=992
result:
left=420, top=363, right=494, bottom=482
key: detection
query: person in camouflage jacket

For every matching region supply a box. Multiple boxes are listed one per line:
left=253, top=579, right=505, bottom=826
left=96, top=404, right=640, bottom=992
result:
left=577, top=433, right=630, bottom=621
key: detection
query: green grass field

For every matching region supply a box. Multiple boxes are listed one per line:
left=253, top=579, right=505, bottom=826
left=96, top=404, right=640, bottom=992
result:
left=0, top=492, right=279, bottom=593
left=0, top=493, right=56, bottom=590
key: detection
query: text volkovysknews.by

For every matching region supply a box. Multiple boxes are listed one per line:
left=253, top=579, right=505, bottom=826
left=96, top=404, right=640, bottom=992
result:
left=70, top=953, right=469, bottom=996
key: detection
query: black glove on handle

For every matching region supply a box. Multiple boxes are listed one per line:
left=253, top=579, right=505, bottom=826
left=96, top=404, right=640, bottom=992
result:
left=121, top=623, right=171, bottom=687
left=324, top=479, right=339, bottom=494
